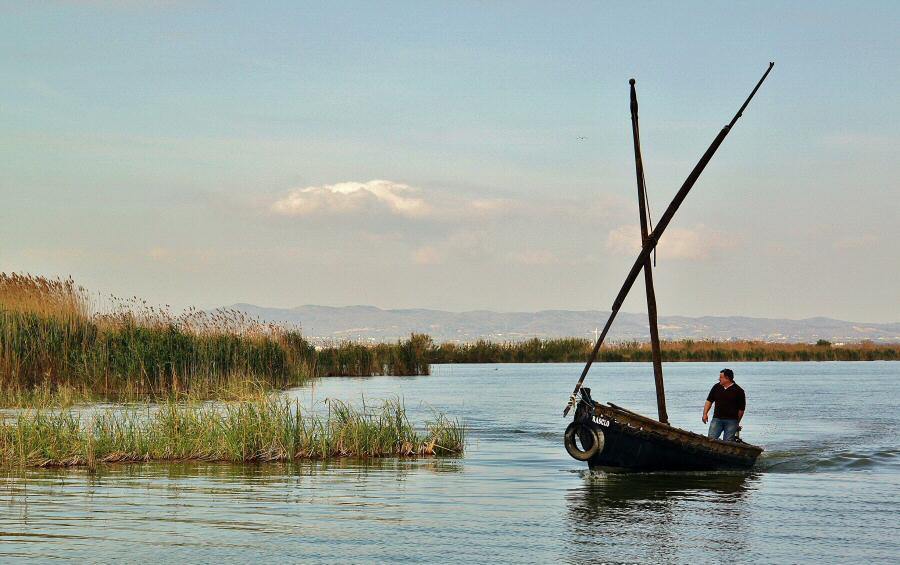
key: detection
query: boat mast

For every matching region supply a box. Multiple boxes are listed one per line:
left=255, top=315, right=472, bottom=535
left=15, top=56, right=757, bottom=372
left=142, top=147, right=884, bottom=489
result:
left=629, top=78, right=668, bottom=424
left=564, top=62, right=774, bottom=416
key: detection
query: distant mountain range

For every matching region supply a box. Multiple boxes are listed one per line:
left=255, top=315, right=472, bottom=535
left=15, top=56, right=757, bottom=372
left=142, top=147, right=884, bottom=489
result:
left=225, top=304, right=900, bottom=344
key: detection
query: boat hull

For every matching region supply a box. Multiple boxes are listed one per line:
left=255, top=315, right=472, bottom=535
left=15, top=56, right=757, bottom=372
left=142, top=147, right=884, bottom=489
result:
left=571, top=394, right=762, bottom=472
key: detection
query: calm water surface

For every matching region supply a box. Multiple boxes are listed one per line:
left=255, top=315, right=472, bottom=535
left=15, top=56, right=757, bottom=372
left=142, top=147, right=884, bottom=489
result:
left=2, top=362, right=898, bottom=563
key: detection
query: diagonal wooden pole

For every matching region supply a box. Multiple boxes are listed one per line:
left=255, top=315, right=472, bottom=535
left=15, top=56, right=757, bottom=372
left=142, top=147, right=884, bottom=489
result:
left=564, top=62, right=774, bottom=416
left=629, top=78, right=668, bottom=424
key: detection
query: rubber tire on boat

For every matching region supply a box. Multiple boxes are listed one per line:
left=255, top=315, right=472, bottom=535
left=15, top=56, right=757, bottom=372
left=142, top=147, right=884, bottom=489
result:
left=564, top=421, right=604, bottom=461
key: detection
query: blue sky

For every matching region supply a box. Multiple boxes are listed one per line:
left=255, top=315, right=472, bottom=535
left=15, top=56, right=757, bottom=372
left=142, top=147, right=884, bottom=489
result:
left=1, top=1, right=898, bottom=322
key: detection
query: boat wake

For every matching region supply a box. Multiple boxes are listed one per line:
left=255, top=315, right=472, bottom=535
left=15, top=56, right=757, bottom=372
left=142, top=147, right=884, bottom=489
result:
left=758, top=446, right=899, bottom=473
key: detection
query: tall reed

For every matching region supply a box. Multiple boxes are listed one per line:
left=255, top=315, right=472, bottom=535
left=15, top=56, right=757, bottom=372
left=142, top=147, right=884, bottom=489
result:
left=315, top=334, right=432, bottom=376
left=0, top=273, right=431, bottom=402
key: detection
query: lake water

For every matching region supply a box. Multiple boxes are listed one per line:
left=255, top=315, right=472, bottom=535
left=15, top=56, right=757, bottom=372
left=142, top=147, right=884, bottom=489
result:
left=2, top=362, right=898, bottom=563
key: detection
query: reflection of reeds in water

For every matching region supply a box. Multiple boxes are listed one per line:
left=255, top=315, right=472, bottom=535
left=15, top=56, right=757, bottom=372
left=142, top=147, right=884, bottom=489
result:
left=7, top=456, right=465, bottom=486
left=0, top=273, right=431, bottom=403
left=0, top=396, right=465, bottom=468
left=428, top=337, right=900, bottom=363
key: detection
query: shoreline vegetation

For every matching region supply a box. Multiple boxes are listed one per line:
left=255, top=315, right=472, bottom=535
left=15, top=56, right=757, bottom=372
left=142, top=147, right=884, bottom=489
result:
left=1, top=273, right=896, bottom=407
left=426, top=337, right=900, bottom=364
left=0, top=273, right=430, bottom=404
left=0, top=274, right=463, bottom=469
left=0, top=395, right=465, bottom=469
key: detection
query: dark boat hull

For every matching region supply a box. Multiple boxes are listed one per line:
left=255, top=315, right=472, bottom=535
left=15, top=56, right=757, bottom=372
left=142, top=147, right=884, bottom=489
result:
left=571, top=394, right=762, bottom=472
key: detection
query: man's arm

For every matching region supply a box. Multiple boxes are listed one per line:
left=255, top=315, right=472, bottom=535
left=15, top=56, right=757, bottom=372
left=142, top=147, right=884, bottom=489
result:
left=737, top=409, right=744, bottom=423
left=703, top=384, right=717, bottom=423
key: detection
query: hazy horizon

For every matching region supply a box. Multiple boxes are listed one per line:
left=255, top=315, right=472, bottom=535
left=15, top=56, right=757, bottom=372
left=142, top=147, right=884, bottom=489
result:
left=2, top=2, right=898, bottom=322
left=224, top=301, right=897, bottom=326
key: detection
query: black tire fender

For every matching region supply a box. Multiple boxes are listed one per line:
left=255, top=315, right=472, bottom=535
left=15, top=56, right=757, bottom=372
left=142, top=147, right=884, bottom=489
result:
left=564, top=421, right=604, bottom=461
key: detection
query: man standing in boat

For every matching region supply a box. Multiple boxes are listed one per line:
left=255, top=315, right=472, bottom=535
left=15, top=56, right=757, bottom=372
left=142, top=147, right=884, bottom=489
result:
left=702, top=369, right=746, bottom=441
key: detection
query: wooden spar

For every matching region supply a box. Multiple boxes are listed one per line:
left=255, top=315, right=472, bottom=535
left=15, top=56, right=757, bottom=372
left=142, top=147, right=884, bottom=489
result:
left=629, top=78, right=668, bottom=424
left=564, top=62, right=774, bottom=416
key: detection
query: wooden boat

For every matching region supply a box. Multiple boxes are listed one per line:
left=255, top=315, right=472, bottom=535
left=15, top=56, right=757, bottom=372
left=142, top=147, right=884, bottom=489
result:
left=563, top=64, right=774, bottom=471
left=566, top=388, right=763, bottom=471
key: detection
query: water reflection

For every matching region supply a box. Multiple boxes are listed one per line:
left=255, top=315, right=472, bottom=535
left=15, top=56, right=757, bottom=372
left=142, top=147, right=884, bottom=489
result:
left=2, top=457, right=468, bottom=561
left=7, top=456, right=464, bottom=486
left=564, top=471, right=757, bottom=564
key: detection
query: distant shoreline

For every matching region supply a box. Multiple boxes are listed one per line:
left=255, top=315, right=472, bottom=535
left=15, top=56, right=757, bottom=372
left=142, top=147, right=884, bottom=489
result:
left=2, top=273, right=896, bottom=409
left=423, top=338, right=900, bottom=363
left=232, top=303, right=900, bottom=345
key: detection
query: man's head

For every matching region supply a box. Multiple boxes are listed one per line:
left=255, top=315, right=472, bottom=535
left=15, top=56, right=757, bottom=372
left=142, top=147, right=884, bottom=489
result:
left=719, top=368, right=735, bottom=385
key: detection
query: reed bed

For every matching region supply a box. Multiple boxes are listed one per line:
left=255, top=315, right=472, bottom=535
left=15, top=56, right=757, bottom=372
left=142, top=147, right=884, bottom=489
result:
left=0, top=273, right=430, bottom=403
left=427, top=337, right=900, bottom=363
left=315, top=334, right=432, bottom=377
left=0, top=396, right=465, bottom=468
left=0, top=376, right=285, bottom=408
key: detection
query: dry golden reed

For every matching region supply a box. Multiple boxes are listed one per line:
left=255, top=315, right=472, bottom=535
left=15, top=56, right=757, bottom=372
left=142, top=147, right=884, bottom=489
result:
left=0, top=273, right=430, bottom=403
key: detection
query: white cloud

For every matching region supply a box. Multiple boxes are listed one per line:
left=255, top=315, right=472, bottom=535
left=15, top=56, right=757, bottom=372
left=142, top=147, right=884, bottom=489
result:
left=271, top=180, right=431, bottom=218
left=605, top=225, right=641, bottom=256
left=469, top=198, right=513, bottom=215
left=412, top=246, right=441, bottom=265
left=606, top=224, right=735, bottom=261
left=267, top=180, right=626, bottom=228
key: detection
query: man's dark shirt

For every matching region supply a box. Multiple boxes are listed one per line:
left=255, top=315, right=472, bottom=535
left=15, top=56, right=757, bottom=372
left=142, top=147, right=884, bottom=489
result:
left=706, top=382, right=746, bottom=420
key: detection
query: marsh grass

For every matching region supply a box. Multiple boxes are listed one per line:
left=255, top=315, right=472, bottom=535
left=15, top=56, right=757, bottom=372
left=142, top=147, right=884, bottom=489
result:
left=0, top=396, right=465, bottom=468
left=0, top=373, right=291, bottom=408
left=0, top=273, right=430, bottom=403
left=315, top=334, right=432, bottom=376
left=0, top=273, right=314, bottom=394
left=427, top=337, right=900, bottom=363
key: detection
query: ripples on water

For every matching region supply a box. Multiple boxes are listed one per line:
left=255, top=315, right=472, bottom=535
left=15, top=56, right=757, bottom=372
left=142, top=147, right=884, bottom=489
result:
left=2, top=362, right=898, bottom=563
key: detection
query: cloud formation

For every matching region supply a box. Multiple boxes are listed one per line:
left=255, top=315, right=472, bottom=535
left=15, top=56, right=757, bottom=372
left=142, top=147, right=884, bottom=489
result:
left=411, top=246, right=441, bottom=265
left=606, top=224, right=735, bottom=261
left=271, top=180, right=431, bottom=218
left=267, top=180, right=633, bottom=240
